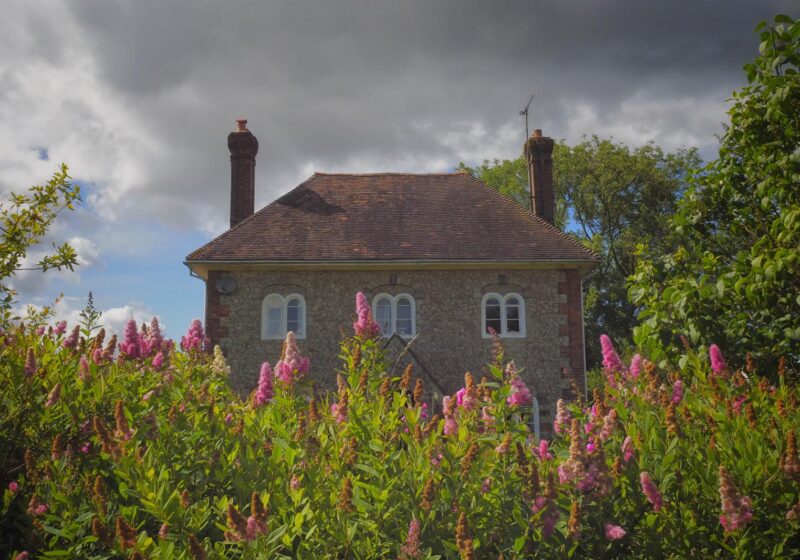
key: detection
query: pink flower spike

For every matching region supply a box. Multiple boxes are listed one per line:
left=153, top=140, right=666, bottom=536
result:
left=671, top=379, right=683, bottom=404
left=8, top=481, right=19, bottom=493
left=536, top=439, right=553, bottom=460
left=640, top=471, right=663, bottom=512
left=629, top=354, right=642, bottom=379
left=14, top=552, right=29, bottom=560
left=24, top=349, right=36, bottom=377
left=709, top=344, right=727, bottom=374
left=604, top=523, right=626, bottom=541
left=62, top=325, right=80, bottom=349
left=621, top=436, right=634, bottom=463
left=152, top=351, right=164, bottom=369
left=254, top=361, right=275, bottom=406
left=586, top=442, right=596, bottom=454
left=54, top=320, right=67, bottom=336
left=181, top=319, right=207, bottom=353
left=554, top=399, right=571, bottom=435
left=506, top=374, right=533, bottom=408
left=600, top=334, right=624, bottom=373
left=119, top=319, right=141, bottom=359
left=353, top=292, right=381, bottom=338
left=401, top=518, right=421, bottom=559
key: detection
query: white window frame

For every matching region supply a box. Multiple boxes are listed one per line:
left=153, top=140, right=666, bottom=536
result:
left=481, top=292, right=526, bottom=338
left=261, top=293, right=306, bottom=340
left=371, top=293, right=416, bottom=338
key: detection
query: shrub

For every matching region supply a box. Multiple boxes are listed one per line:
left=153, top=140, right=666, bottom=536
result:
left=1, top=298, right=799, bottom=558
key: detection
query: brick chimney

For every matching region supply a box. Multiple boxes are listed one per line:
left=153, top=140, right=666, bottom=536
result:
left=227, top=119, right=259, bottom=228
left=524, top=129, right=555, bottom=224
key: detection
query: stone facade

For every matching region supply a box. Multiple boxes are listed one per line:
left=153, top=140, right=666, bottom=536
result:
left=205, top=266, right=586, bottom=431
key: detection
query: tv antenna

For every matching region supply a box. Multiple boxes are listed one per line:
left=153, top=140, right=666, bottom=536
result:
left=519, top=93, right=534, bottom=143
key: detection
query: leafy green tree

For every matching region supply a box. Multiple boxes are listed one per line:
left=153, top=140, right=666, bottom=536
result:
left=629, top=15, right=800, bottom=374
left=461, top=139, right=698, bottom=367
left=0, top=164, right=80, bottom=319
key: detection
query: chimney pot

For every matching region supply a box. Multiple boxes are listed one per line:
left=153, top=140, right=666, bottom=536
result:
left=236, top=119, right=248, bottom=132
left=533, top=128, right=543, bottom=138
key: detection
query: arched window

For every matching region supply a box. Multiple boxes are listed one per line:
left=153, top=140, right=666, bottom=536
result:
left=261, top=293, right=306, bottom=340
left=371, top=293, right=416, bottom=338
left=481, top=293, right=526, bottom=338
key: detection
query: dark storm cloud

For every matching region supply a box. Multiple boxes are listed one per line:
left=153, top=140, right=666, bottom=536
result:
left=53, top=0, right=799, bottom=230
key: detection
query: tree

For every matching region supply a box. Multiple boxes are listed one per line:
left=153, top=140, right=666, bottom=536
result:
left=0, top=164, right=80, bottom=320
left=461, top=139, right=698, bottom=367
left=629, top=15, right=800, bottom=374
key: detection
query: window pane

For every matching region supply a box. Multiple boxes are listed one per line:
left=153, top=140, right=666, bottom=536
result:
left=267, top=306, right=282, bottom=337
left=287, top=299, right=300, bottom=333
left=485, top=298, right=501, bottom=334
left=375, top=298, right=392, bottom=336
left=396, top=298, right=413, bottom=335
left=506, top=304, right=520, bottom=333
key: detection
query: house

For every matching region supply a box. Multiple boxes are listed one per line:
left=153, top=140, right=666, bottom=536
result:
left=185, top=120, right=598, bottom=430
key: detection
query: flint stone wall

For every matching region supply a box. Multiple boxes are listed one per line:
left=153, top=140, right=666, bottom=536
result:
left=208, top=268, right=585, bottom=429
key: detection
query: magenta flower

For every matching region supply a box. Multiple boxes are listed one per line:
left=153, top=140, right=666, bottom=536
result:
left=444, top=417, right=458, bottom=436
left=36, top=325, right=45, bottom=336
left=732, top=395, right=746, bottom=415
left=119, top=320, right=141, bottom=359
left=148, top=317, right=164, bottom=355
left=92, top=348, right=104, bottom=365
left=79, top=356, right=91, bottom=381
left=586, top=442, right=596, bottom=454
left=54, top=321, right=67, bottom=336
left=621, top=436, right=634, bottom=463
left=8, top=481, right=19, bottom=493
left=709, top=344, right=727, bottom=374
left=640, top=471, right=663, bottom=512
left=400, top=518, right=421, bottom=559
left=62, top=325, right=80, bottom=349
left=507, top=375, right=533, bottom=408
left=181, top=319, right=208, bottom=353
left=535, top=439, right=553, bottom=460
left=671, top=379, right=683, bottom=404
left=254, top=361, right=275, bottom=406
left=245, top=516, right=268, bottom=540
left=24, top=349, right=36, bottom=377
left=604, top=523, right=626, bottom=541
left=353, top=292, right=380, bottom=338
left=152, top=351, right=164, bottom=369
left=719, top=466, right=753, bottom=532
left=14, top=552, right=29, bottom=560
left=224, top=413, right=233, bottom=424
left=628, top=354, right=642, bottom=379
left=600, top=334, right=624, bottom=374
left=290, top=475, right=301, bottom=491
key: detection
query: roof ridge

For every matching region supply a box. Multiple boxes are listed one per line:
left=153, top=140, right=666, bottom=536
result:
left=313, top=171, right=462, bottom=177
left=459, top=172, right=599, bottom=261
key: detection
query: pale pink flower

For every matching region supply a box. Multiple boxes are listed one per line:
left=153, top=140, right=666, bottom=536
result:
left=8, top=481, right=19, bottom=493
left=245, top=516, right=268, bottom=540
left=628, top=354, right=642, bottom=379
left=45, top=383, right=61, bottom=407
left=24, top=349, right=36, bottom=377
left=92, top=348, right=104, bottom=365
left=400, top=518, right=421, bottom=559
left=36, top=325, right=45, bottom=336
left=554, top=399, right=571, bottom=435
left=79, top=356, right=91, bottom=381
left=506, top=375, right=533, bottom=408
left=598, top=410, right=618, bottom=441
left=719, top=466, right=753, bottom=532
left=224, top=413, right=233, bottom=424
left=604, top=523, right=626, bottom=541
left=274, top=332, right=310, bottom=384
left=254, top=362, right=274, bottom=406
left=443, top=417, right=458, bottom=436
left=152, top=351, right=164, bottom=369
left=709, top=344, right=727, bottom=374
left=621, top=436, right=634, bottom=463
left=353, top=292, right=381, bottom=338
left=640, top=471, right=663, bottom=512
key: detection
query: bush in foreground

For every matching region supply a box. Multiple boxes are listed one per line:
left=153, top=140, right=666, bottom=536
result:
left=1, top=299, right=799, bottom=559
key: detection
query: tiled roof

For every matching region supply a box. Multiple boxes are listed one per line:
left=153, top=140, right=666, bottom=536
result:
left=186, top=172, right=598, bottom=264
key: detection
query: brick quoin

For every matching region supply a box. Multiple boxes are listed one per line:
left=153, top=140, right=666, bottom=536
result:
left=558, top=269, right=586, bottom=400
left=205, top=271, right=229, bottom=350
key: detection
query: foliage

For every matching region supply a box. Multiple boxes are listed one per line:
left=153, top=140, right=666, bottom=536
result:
left=629, top=15, right=800, bottom=375
left=0, top=164, right=81, bottom=318
left=2, top=300, right=799, bottom=559
left=461, top=139, right=698, bottom=367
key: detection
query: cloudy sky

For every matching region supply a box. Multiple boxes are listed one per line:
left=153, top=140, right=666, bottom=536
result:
left=2, top=0, right=794, bottom=338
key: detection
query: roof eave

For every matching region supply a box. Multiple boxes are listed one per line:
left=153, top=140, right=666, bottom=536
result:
left=184, top=258, right=599, bottom=281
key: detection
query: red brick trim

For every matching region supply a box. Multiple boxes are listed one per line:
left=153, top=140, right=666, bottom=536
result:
left=557, top=269, right=586, bottom=400
left=205, top=271, right=230, bottom=350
